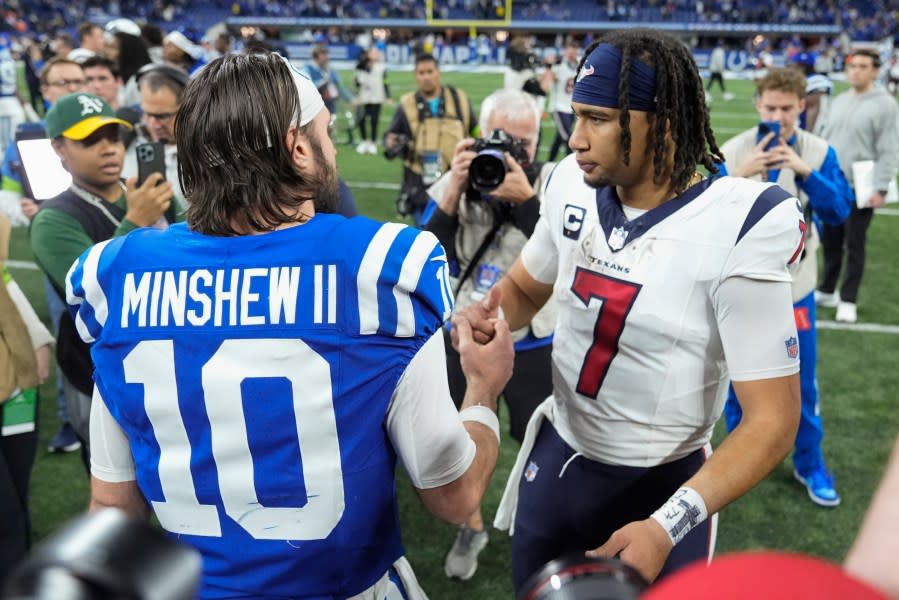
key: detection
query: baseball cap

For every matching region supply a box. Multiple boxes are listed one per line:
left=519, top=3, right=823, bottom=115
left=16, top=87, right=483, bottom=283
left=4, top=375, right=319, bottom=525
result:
left=45, top=93, right=132, bottom=140
left=164, top=30, right=203, bottom=60
left=104, top=18, right=142, bottom=37
left=791, top=51, right=817, bottom=67
left=67, top=48, right=96, bottom=63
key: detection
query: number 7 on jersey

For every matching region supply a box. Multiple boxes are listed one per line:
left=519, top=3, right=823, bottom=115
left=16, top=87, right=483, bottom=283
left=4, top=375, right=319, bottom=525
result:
left=570, top=268, right=642, bottom=398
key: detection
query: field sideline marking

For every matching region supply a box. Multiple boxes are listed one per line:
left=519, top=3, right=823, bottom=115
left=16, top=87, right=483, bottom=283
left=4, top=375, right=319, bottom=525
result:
left=817, top=320, right=899, bottom=335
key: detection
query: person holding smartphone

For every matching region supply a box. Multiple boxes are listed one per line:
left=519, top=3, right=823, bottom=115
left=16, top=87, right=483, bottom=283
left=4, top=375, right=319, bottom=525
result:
left=29, top=92, right=173, bottom=464
left=716, top=67, right=852, bottom=508
left=121, top=64, right=188, bottom=217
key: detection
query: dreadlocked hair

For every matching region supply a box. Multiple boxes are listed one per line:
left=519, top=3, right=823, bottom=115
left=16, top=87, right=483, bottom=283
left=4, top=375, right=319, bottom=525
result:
left=577, top=30, right=723, bottom=193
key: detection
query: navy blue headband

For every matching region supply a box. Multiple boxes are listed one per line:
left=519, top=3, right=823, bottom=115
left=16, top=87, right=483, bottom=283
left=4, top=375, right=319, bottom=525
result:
left=572, top=44, right=657, bottom=112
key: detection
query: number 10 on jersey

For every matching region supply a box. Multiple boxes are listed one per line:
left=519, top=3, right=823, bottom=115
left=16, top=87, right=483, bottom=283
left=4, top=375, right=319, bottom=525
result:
left=123, top=338, right=345, bottom=541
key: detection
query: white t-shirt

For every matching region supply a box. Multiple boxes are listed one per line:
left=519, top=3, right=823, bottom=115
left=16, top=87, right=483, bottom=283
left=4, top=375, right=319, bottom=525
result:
left=520, top=155, right=803, bottom=466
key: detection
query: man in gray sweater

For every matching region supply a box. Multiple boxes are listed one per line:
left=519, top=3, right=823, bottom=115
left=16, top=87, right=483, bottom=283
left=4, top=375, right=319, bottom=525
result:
left=816, top=49, right=899, bottom=323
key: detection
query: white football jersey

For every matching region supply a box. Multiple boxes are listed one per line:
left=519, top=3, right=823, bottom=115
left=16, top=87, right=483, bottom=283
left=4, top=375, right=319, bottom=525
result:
left=549, top=60, right=578, bottom=114
left=521, top=155, right=803, bottom=466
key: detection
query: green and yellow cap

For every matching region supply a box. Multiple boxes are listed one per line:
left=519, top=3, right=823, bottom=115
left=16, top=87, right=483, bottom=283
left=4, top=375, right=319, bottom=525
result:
left=45, top=93, right=132, bottom=140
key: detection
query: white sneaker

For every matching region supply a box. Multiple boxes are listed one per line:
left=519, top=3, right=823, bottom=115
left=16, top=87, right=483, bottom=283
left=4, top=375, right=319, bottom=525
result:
left=835, top=302, right=857, bottom=323
left=814, top=290, right=840, bottom=308
left=723, top=91, right=735, bottom=101
left=366, top=140, right=378, bottom=155
left=444, top=525, right=488, bottom=580
left=355, top=141, right=368, bottom=154
left=704, top=91, right=713, bottom=105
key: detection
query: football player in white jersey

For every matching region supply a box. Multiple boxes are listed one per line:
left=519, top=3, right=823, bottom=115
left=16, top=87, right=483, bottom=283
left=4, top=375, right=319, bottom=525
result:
left=540, top=38, right=580, bottom=162
left=455, top=29, right=803, bottom=591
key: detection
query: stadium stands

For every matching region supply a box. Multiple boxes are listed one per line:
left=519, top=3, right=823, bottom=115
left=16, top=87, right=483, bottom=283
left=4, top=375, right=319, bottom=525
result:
left=2, top=0, right=897, bottom=40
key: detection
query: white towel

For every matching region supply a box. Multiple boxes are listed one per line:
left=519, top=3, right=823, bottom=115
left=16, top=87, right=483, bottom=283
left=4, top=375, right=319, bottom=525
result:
left=346, top=556, right=429, bottom=600
left=493, top=396, right=557, bottom=535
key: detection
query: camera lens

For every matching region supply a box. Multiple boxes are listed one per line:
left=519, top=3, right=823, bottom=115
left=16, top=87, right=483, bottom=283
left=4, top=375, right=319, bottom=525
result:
left=470, top=149, right=506, bottom=191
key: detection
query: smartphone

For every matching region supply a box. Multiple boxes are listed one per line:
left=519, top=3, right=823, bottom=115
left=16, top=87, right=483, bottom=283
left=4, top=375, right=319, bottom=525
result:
left=136, top=142, right=166, bottom=186
left=15, top=137, right=72, bottom=201
left=756, top=121, right=781, bottom=151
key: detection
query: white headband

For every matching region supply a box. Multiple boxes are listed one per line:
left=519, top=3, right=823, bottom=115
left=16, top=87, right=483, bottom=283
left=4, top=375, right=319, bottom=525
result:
left=278, top=54, right=325, bottom=127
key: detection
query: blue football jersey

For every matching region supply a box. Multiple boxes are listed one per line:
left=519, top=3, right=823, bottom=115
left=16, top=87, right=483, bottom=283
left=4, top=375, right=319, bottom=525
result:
left=67, top=214, right=454, bottom=599
left=0, top=34, right=16, bottom=97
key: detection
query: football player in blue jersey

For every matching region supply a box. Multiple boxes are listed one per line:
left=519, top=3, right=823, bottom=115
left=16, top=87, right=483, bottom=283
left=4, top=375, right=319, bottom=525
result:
left=455, top=29, right=803, bottom=590
left=67, top=51, right=514, bottom=599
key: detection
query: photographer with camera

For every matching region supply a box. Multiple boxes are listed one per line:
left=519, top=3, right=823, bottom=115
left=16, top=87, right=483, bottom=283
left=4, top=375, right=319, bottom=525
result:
left=422, top=88, right=556, bottom=581
left=383, top=53, right=476, bottom=224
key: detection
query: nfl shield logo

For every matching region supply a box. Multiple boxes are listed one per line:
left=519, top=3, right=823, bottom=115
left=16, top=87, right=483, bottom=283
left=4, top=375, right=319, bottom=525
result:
left=785, top=336, right=799, bottom=359
left=608, top=226, right=628, bottom=251
left=524, top=461, right=539, bottom=482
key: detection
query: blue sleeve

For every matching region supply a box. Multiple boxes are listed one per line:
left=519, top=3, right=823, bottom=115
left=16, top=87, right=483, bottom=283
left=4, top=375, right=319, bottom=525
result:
left=715, top=161, right=730, bottom=177
left=352, top=221, right=452, bottom=339
left=304, top=65, right=324, bottom=89
left=1, top=138, right=20, bottom=186
left=797, top=146, right=852, bottom=226
left=66, top=236, right=126, bottom=344
left=332, top=71, right=352, bottom=102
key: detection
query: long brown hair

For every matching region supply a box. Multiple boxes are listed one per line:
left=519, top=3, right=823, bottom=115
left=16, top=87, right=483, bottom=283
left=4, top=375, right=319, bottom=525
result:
left=177, top=52, right=324, bottom=235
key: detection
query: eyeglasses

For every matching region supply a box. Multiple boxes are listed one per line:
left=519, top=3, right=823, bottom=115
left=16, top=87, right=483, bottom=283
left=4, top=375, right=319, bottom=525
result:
left=144, top=112, right=177, bottom=122
left=47, top=78, right=87, bottom=89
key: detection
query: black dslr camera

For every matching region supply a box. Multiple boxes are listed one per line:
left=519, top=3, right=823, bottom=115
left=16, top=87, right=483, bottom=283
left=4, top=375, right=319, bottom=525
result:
left=469, top=129, right=529, bottom=192
left=384, top=134, right=410, bottom=160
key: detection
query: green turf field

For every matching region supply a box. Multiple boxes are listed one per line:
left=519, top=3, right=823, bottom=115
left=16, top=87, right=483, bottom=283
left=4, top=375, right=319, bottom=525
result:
left=6, top=72, right=899, bottom=599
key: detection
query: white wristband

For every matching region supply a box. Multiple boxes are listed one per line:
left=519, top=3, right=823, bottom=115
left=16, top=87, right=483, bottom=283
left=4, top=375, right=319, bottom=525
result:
left=459, top=405, right=500, bottom=443
left=650, top=487, right=708, bottom=546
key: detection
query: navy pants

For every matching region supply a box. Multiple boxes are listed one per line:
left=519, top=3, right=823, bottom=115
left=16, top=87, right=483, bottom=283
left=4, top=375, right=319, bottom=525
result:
left=511, top=421, right=712, bottom=593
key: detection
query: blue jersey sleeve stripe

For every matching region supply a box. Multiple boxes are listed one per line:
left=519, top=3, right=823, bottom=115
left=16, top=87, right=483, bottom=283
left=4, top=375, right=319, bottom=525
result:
left=357, top=222, right=405, bottom=335
left=735, top=185, right=794, bottom=245
left=65, top=253, right=86, bottom=309
left=67, top=240, right=114, bottom=343
left=80, top=239, right=113, bottom=327
left=393, top=231, right=441, bottom=338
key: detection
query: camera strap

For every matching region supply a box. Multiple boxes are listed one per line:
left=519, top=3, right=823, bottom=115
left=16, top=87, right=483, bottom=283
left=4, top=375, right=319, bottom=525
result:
left=454, top=162, right=542, bottom=295
left=454, top=212, right=503, bottom=296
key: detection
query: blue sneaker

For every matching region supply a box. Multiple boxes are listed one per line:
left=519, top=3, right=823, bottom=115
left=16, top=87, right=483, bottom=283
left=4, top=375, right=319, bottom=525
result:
left=793, top=467, right=840, bottom=507
left=48, top=422, right=81, bottom=453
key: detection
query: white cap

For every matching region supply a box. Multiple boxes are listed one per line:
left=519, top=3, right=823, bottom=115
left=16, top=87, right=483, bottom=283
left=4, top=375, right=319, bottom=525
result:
left=278, top=54, right=325, bottom=127
left=104, top=18, right=141, bottom=37
left=67, top=48, right=96, bottom=63
left=164, top=30, right=203, bottom=60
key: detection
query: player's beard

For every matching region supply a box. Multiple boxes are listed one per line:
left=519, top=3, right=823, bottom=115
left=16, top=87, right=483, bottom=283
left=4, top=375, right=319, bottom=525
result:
left=309, top=139, right=341, bottom=214
left=583, top=172, right=613, bottom=190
